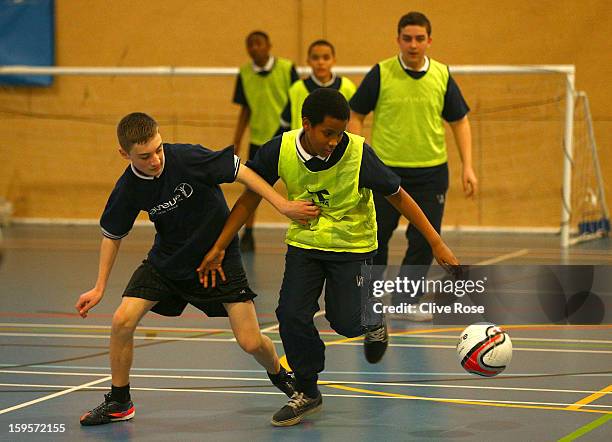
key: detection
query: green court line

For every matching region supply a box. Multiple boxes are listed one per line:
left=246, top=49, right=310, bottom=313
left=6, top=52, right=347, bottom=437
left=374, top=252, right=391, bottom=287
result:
left=557, top=413, right=612, bottom=441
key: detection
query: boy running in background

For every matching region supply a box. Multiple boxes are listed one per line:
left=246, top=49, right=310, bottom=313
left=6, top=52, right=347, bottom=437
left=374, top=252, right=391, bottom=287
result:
left=233, top=30, right=299, bottom=252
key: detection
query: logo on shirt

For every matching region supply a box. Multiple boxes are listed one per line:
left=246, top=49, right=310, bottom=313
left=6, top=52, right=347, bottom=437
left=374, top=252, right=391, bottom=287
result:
left=149, top=183, right=194, bottom=217
left=308, top=189, right=330, bottom=207
left=175, top=183, right=194, bottom=198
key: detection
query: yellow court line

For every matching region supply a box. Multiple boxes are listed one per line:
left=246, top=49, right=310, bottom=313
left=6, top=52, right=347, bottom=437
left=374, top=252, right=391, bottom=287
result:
left=277, top=324, right=612, bottom=414
left=322, top=383, right=612, bottom=415
left=566, top=384, right=612, bottom=411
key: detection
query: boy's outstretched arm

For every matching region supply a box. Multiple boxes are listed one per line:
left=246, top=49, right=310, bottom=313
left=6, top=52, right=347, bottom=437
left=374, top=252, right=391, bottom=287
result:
left=75, top=237, right=122, bottom=318
left=197, top=189, right=262, bottom=287
left=385, top=188, right=459, bottom=269
left=235, top=164, right=319, bottom=222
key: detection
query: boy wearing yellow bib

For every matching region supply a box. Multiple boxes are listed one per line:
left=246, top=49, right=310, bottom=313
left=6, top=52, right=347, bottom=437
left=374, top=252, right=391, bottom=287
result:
left=349, top=12, right=477, bottom=318
left=279, top=39, right=356, bottom=131
left=199, top=89, right=458, bottom=427
left=233, top=31, right=299, bottom=251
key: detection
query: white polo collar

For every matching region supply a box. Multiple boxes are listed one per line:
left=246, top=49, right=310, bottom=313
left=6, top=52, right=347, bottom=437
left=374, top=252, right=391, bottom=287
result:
left=398, top=54, right=429, bottom=72
left=310, top=72, right=337, bottom=87
left=295, top=128, right=330, bottom=162
left=252, top=56, right=275, bottom=73
left=130, top=159, right=165, bottom=180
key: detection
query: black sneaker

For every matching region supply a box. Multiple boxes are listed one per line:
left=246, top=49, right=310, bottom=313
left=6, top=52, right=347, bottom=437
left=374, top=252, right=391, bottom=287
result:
left=240, top=231, right=255, bottom=252
left=268, top=366, right=297, bottom=397
left=271, top=391, right=322, bottom=427
left=79, top=393, right=135, bottom=426
left=364, top=323, right=388, bottom=363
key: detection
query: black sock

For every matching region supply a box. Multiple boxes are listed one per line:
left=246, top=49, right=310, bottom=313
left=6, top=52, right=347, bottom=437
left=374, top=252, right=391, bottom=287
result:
left=111, top=384, right=130, bottom=403
left=267, top=366, right=285, bottom=382
left=296, top=378, right=319, bottom=399
left=244, top=227, right=253, bottom=236
left=301, top=386, right=320, bottom=399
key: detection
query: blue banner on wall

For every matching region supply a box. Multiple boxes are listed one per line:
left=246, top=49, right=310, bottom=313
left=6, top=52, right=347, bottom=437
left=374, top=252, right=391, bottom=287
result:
left=0, top=0, right=54, bottom=86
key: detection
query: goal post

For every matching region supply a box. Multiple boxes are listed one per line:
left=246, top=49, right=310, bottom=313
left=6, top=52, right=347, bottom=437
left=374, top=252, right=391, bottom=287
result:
left=568, top=91, right=610, bottom=245
left=1, top=63, right=606, bottom=247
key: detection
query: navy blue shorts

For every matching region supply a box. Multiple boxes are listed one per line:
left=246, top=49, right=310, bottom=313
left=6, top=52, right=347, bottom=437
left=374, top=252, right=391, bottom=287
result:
left=123, top=259, right=256, bottom=317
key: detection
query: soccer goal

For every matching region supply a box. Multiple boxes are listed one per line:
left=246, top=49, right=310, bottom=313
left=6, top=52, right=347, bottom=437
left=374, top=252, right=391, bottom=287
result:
left=0, top=64, right=608, bottom=247
left=567, top=91, right=610, bottom=245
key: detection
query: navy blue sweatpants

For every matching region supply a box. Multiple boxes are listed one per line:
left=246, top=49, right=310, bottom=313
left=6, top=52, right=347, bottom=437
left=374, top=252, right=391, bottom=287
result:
left=372, top=187, right=446, bottom=289
left=275, top=246, right=374, bottom=397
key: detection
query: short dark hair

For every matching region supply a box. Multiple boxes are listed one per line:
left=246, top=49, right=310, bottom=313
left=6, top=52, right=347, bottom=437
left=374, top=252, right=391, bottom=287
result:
left=302, top=88, right=349, bottom=127
left=307, top=39, right=335, bottom=57
left=117, top=112, right=158, bottom=152
left=397, top=12, right=431, bottom=36
left=246, top=30, right=270, bottom=45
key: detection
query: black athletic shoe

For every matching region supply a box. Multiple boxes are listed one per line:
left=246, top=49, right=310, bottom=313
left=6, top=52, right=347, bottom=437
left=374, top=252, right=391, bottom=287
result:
left=240, top=231, right=255, bottom=252
left=271, top=391, right=322, bottom=427
left=79, top=393, right=135, bottom=426
left=268, top=366, right=297, bottom=397
left=364, top=323, right=388, bottom=363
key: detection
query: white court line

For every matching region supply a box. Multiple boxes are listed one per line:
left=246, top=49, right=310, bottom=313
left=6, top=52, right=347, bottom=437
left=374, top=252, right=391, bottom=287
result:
left=475, top=248, right=530, bottom=265
left=0, top=322, right=232, bottom=333
left=0, top=323, right=341, bottom=336
left=394, top=334, right=612, bottom=344
left=0, top=376, right=111, bottom=415
left=329, top=342, right=612, bottom=354
left=1, top=332, right=611, bottom=354
left=2, top=324, right=611, bottom=344
left=0, top=332, right=259, bottom=342
left=2, top=369, right=611, bottom=396
left=0, top=381, right=610, bottom=410
left=2, top=363, right=610, bottom=377
left=260, top=310, right=326, bottom=334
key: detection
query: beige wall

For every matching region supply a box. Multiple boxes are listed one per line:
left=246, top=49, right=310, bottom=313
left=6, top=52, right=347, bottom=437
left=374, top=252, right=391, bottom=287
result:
left=1, top=0, right=610, bottom=228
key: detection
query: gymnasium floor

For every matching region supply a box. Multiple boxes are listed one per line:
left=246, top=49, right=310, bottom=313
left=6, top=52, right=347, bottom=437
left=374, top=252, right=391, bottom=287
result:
left=0, top=225, right=610, bottom=441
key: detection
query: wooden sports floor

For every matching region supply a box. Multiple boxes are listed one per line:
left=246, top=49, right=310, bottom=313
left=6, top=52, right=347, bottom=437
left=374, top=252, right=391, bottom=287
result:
left=0, top=225, right=610, bottom=441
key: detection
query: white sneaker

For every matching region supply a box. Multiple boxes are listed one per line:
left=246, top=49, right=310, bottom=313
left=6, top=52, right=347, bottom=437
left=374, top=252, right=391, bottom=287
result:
left=387, top=302, right=433, bottom=322
left=406, top=303, right=433, bottom=322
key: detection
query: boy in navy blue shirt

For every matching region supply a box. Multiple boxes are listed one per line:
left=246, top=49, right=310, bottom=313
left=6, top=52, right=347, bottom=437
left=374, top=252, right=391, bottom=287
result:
left=198, top=90, right=459, bottom=426
left=76, top=112, right=318, bottom=426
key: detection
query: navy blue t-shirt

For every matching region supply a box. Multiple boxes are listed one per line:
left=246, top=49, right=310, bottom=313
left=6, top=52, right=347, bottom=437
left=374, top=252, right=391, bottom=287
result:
left=246, top=132, right=401, bottom=260
left=100, top=144, right=240, bottom=280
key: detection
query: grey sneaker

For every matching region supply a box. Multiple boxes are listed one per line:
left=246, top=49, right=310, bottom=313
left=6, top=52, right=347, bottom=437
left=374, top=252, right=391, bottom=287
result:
left=364, top=323, right=388, bottom=363
left=271, top=391, right=322, bottom=427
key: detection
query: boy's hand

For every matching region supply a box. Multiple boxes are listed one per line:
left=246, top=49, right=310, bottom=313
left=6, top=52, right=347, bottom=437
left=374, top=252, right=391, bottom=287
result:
left=432, top=241, right=460, bottom=275
left=75, top=288, right=103, bottom=318
left=197, top=247, right=226, bottom=288
left=280, top=200, right=320, bottom=225
left=462, top=166, right=478, bottom=198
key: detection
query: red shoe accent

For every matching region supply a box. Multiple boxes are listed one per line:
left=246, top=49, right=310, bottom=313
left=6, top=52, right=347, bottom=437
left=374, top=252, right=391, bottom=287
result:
left=109, top=406, right=135, bottom=418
